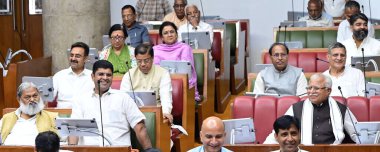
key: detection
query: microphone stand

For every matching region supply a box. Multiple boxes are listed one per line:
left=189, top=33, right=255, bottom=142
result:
left=338, top=86, right=362, bottom=144
left=277, top=26, right=281, bottom=43
left=284, top=25, right=287, bottom=45
left=126, top=61, right=137, bottom=104
left=361, top=48, right=368, bottom=97
left=291, top=0, right=295, bottom=26
left=97, top=80, right=105, bottom=147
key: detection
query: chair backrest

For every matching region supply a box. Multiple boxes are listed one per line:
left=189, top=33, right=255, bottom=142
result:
left=232, top=96, right=255, bottom=119
left=277, top=96, right=300, bottom=118
left=211, top=31, right=222, bottom=69
left=254, top=96, right=277, bottom=144
left=111, top=76, right=123, bottom=90
left=346, top=96, right=369, bottom=121
left=369, top=96, right=380, bottom=121
left=171, top=77, right=184, bottom=125
left=131, top=112, right=156, bottom=150
left=331, top=96, right=346, bottom=105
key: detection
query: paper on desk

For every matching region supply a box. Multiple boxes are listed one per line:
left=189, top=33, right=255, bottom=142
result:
left=171, top=125, right=188, bottom=136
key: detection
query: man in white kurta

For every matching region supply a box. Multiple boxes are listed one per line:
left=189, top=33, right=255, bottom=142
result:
left=120, top=44, right=173, bottom=123
left=299, top=0, right=333, bottom=27
left=53, top=42, right=94, bottom=108
left=323, top=0, right=348, bottom=18
left=337, top=1, right=375, bottom=43
left=177, top=5, right=213, bottom=43
left=323, top=42, right=365, bottom=97
left=341, top=13, right=380, bottom=66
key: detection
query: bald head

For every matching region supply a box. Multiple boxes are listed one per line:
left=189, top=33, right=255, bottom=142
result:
left=202, top=116, right=225, bottom=131
left=200, top=116, right=226, bottom=152
left=307, top=0, right=323, bottom=20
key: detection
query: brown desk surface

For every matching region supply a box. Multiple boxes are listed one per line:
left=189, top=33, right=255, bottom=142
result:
left=224, top=144, right=380, bottom=152
left=0, top=146, right=131, bottom=152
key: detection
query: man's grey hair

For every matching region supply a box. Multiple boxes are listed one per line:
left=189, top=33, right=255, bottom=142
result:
left=310, top=73, right=332, bottom=88
left=328, top=42, right=346, bottom=55
left=17, top=82, right=38, bottom=99
left=185, top=4, right=199, bottom=13
left=175, top=0, right=187, bottom=5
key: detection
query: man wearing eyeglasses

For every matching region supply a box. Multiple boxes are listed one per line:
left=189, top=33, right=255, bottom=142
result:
left=177, top=4, right=213, bottom=43
left=163, top=0, right=188, bottom=28
left=120, top=44, right=173, bottom=123
left=253, top=43, right=307, bottom=96
left=264, top=73, right=358, bottom=144
left=122, top=5, right=150, bottom=48
left=299, top=0, right=333, bottom=27
left=323, top=42, right=365, bottom=97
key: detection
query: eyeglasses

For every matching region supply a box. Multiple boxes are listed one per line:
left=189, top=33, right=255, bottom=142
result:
left=272, top=53, right=288, bottom=59
left=305, top=86, right=327, bottom=91
left=173, top=4, right=186, bottom=9
left=137, top=57, right=152, bottom=65
left=110, top=36, right=125, bottom=41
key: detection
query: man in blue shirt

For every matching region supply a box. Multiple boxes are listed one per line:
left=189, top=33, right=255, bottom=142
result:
left=122, top=5, right=150, bottom=48
left=188, top=116, right=232, bottom=152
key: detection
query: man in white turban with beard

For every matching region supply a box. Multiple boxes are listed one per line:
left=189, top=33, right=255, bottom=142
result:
left=0, top=82, right=58, bottom=145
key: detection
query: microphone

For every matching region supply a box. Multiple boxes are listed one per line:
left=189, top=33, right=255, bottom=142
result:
left=316, top=57, right=329, bottom=63
left=138, top=0, right=148, bottom=22
left=126, top=61, right=137, bottom=104
left=291, top=0, right=295, bottom=26
left=277, top=25, right=281, bottom=43
left=97, top=80, right=105, bottom=146
left=199, top=0, right=206, bottom=22
left=284, top=25, right=287, bottom=45
left=368, top=0, right=373, bottom=24
left=361, top=48, right=368, bottom=97
left=302, top=0, right=305, bottom=17
left=361, top=5, right=364, bottom=13
left=337, top=86, right=362, bottom=144
left=297, top=92, right=307, bottom=97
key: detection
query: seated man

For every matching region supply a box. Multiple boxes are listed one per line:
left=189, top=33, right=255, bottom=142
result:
left=163, top=0, right=188, bottom=28
left=188, top=116, right=232, bottom=152
left=342, top=13, right=380, bottom=65
left=271, top=115, right=308, bottom=152
left=253, top=43, right=307, bottom=96
left=35, top=131, right=73, bottom=152
left=53, top=42, right=94, bottom=108
left=322, top=0, right=349, bottom=18
left=337, top=1, right=375, bottom=43
left=0, top=82, right=58, bottom=145
left=299, top=0, right=333, bottom=27
left=323, top=42, right=365, bottom=97
left=135, top=0, right=172, bottom=21
left=120, top=44, right=173, bottom=123
left=264, top=73, right=358, bottom=144
left=178, top=4, right=213, bottom=43
left=122, top=5, right=150, bottom=48
left=69, top=60, right=157, bottom=152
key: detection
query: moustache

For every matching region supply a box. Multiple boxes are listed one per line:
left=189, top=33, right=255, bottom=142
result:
left=70, top=60, right=78, bottom=63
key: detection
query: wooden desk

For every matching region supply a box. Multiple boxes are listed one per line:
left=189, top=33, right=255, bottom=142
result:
left=225, top=144, right=380, bottom=152
left=0, top=146, right=131, bottom=152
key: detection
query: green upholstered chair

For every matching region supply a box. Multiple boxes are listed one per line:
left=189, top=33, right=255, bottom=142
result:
left=323, top=30, right=337, bottom=48
left=375, top=29, right=380, bottom=39
left=276, top=31, right=291, bottom=43
left=226, top=23, right=237, bottom=64
left=290, top=31, right=307, bottom=48
left=194, top=53, right=204, bottom=93
left=307, top=31, right=323, bottom=48
left=130, top=112, right=156, bottom=151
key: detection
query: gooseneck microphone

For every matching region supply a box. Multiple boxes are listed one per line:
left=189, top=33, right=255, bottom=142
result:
left=284, top=25, right=288, bottom=44
left=291, top=0, right=295, bottom=26
left=277, top=26, right=281, bottom=43
left=316, top=57, right=329, bottom=63
left=97, top=80, right=105, bottom=146
left=126, top=61, right=137, bottom=104
left=337, top=86, right=362, bottom=144
left=368, top=0, right=373, bottom=24
left=361, top=48, right=368, bottom=97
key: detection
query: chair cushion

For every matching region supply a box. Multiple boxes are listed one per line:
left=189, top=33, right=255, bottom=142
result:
left=254, top=96, right=277, bottom=144
left=211, top=32, right=222, bottom=69
left=370, top=96, right=380, bottom=121
left=298, top=52, right=317, bottom=72
left=226, top=23, right=237, bottom=58
left=131, top=112, right=156, bottom=150
left=346, top=96, right=369, bottom=121
left=277, top=96, right=300, bottom=118
left=193, top=53, right=204, bottom=93
left=316, top=52, right=329, bottom=72
left=307, top=31, right=323, bottom=48
left=171, top=78, right=184, bottom=125
left=290, top=31, right=307, bottom=48
left=149, top=33, right=159, bottom=46
left=323, top=30, right=337, bottom=48
left=111, top=79, right=122, bottom=90
left=375, top=29, right=380, bottom=39
left=232, top=96, right=255, bottom=119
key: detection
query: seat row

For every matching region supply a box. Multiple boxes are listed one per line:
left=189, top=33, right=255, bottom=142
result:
left=232, top=95, right=380, bottom=144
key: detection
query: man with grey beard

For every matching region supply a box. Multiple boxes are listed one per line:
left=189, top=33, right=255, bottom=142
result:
left=0, top=82, right=58, bottom=145
left=342, top=13, right=380, bottom=66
